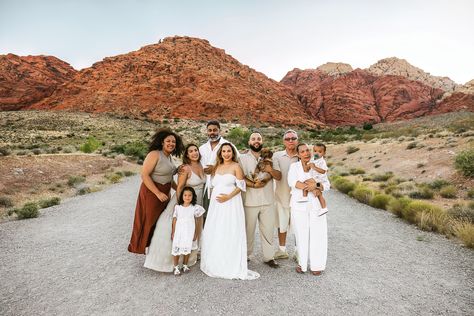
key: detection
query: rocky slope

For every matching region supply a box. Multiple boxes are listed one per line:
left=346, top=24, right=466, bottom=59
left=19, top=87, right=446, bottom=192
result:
left=0, top=54, right=76, bottom=110
left=28, top=36, right=318, bottom=126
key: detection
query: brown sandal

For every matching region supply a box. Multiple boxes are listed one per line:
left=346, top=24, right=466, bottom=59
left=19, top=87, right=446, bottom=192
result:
left=311, top=270, right=322, bottom=276
left=295, top=265, right=304, bottom=274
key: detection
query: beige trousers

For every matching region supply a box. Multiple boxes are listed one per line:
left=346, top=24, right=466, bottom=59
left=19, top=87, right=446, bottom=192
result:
left=245, top=204, right=276, bottom=262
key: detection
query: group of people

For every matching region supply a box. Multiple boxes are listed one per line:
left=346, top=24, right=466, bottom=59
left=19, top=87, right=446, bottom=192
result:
left=128, top=120, right=330, bottom=279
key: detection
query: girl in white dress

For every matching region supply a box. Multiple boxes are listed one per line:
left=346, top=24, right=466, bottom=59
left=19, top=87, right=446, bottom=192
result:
left=200, top=143, right=260, bottom=280
left=144, top=144, right=206, bottom=272
left=171, top=187, right=206, bottom=275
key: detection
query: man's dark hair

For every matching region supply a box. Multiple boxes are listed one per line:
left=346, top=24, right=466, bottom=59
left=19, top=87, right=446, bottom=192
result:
left=206, top=120, right=220, bottom=129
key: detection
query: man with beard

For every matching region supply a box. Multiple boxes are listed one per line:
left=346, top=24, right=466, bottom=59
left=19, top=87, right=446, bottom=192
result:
left=239, top=132, right=279, bottom=268
left=199, top=121, right=239, bottom=211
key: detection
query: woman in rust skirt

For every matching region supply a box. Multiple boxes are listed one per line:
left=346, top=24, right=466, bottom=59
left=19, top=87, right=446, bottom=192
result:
left=128, top=128, right=184, bottom=254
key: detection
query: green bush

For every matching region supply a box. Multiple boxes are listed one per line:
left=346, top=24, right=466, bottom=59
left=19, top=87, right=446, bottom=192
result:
left=38, top=197, right=61, bottom=209
left=333, top=178, right=356, bottom=194
left=427, top=179, right=450, bottom=190
left=349, top=168, right=365, bottom=175
left=17, top=202, right=39, bottom=219
left=387, top=196, right=412, bottom=217
left=418, top=204, right=449, bottom=233
left=468, top=188, right=474, bottom=199
left=80, top=136, right=101, bottom=153
left=369, top=194, right=393, bottom=210
left=0, top=147, right=11, bottom=156
left=362, top=122, right=373, bottom=130
left=454, top=149, right=474, bottom=177
left=402, top=200, right=439, bottom=225
left=123, top=170, right=136, bottom=177
left=76, top=186, right=91, bottom=195
left=106, top=173, right=123, bottom=184
left=346, top=146, right=360, bottom=154
left=409, top=187, right=434, bottom=199
left=371, top=172, right=394, bottom=182
left=448, top=204, right=474, bottom=223
left=406, top=142, right=417, bottom=149
left=0, top=196, right=14, bottom=208
left=68, top=175, right=86, bottom=187
left=351, top=186, right=375, bottom=204
left=226, top=127, right=252, bottom=150
left=111, top=141, right=148, bottom=160
left=439, top=185, right=457, bottom=198
left=453, top=221, right=474, bottom=248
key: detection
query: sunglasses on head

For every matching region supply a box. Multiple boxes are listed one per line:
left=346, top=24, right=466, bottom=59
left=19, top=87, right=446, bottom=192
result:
left=284, top=137, right=298, bottom=141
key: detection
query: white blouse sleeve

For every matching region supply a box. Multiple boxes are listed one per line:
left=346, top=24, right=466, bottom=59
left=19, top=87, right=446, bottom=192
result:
left=194, top=205, right=206, bottom=217
left=236, top=179, right=246, bottom=192
left=172, top=205, right=179, bottom=218
left=287, top=162, right=298, bottom=189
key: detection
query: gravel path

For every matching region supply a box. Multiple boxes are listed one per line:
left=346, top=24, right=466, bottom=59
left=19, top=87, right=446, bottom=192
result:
left=1, top=175, right=473, bottom=315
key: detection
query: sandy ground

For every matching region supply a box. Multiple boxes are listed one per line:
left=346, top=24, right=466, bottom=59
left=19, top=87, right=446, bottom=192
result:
left=0, top=176, right=472, bottom=315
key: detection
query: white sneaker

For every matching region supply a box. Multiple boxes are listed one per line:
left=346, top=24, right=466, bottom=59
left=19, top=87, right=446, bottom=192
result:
left=182, top=265, right=190, bottom=273
left=318, top=208, right=328, bottom=217
left=173, top=265, right=181, bottom=276
left=297, top=196, right=309, bottom=203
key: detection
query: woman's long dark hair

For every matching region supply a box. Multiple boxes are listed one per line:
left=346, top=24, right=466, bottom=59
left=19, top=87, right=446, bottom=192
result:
left=213, top=143, right=238, bottom=174
left=182, top=143, right=201, bottom=165
left=149, top=128, right=184, bottom=157
left=178, top=186, right=197, bottom=206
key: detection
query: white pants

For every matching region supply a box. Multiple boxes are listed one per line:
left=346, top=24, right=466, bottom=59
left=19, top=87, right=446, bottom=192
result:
left=291, top=204, right=327, bottom=272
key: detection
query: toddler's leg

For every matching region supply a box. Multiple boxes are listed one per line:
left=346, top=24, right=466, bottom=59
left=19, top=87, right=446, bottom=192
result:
left=298, top=189, right=309, bottom=202
left=316, top=193, right=328, bottom=217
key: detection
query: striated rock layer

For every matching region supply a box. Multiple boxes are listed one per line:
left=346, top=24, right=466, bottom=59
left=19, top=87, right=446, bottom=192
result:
left=28, top=36, right=319, bottom=127
left=0, top=54, right=76, bottom=110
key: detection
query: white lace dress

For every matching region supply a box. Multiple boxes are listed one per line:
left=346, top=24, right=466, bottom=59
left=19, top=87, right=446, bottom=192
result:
left=144, top=171, right=205, bottom=272
left=200, top=173, right=260, bottom=280
left=171, top=205, right=206, bottom=256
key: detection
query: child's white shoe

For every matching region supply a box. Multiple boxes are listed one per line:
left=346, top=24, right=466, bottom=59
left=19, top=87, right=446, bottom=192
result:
left=318, top=208, right=328, bottom=217
left=297, top=196, right=309, bottom=203
left=182, top=264, right=190, bottom=273
left=173, top=265, right=181, bottom=276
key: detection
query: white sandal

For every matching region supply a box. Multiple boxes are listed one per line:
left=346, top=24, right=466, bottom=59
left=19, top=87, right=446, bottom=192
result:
left=182, top=265, right=190, bottom=273
left=173, top=265, right=181, bottom=276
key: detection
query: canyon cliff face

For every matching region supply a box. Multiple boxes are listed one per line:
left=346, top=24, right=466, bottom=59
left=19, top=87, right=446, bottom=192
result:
left=281, top=60, right=472, bottom=125
left=0, top=54, right=76, bottom=110
left=28, top=36, right=318, bottom=126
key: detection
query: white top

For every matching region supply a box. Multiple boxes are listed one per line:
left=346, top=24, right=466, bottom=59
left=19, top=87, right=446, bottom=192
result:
left=239, top=152, right=274, bottom=207
left=310, top=157, right=329, bottom=184
left=273, top=150, right=299, bottom=208
left=287, top=161, right=330, bottom=209
left=199, top=137, right=239, bottom=197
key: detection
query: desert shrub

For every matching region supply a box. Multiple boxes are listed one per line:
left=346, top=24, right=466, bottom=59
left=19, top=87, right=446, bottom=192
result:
left=68, top=175, right=86, bottom=187
left=0, top=147, right=11, bottom=156
left=427, top=179, right=450, bottom=190
left=409, top=187, right=434, bottom=199
left=349, top=168, right=365, bottom=175
left=32, top=148, right=42, bottom=155
left=439, top=185, right=457, bottom=198
left=111, top=141, right=148, bottom=160
left=448, top=204, right=474, bottom=223
left=38, top=197, right=61, bottom=209
left=123, top=170, right=136, bottom=177
left=333, top=178, right=356, bottom=194
left=454, top=148, right=474, bottom=177
left=106, top=173, right=123, bottom=183
left=76, top=186, right=91, bottom=195
left=346, top=146, right=360, bottom=154
left=371, top=172, right=394, bottom=182
left=418, top=205, right=449, bottom=233
left=402, top=200, right=439, bottom=225
left=80, top=136, right=101, bottom=153
left=17, top=202, right=39, bottom=219
left=369, top=194, right=393, bottom=210
left=0, top=196, right=14, bottom=208
left=351, top=186, right=375, bottom=204
left=468, top=188, right=474, bottom=199
left=339, top=172, right=349, bottom=177
left=453, top=221, right=474, bottom=248
left=226, top=127, right=252, bottom=150
left=406, top=142, right=417, bottom=149
left=362, top=122, right=373, bottom=130
left=387, top=196, right=412, bottom=217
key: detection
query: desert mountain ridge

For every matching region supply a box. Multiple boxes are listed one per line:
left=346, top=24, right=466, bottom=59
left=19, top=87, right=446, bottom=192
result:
left=0, top=36, right=473, bottom=126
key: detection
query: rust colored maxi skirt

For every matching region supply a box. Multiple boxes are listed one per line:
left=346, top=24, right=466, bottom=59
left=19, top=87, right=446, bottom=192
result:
left=128, top=182, right=171, bottom=254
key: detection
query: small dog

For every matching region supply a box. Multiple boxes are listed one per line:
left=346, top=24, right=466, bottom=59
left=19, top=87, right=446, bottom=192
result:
left=247, top=148, right=273, bottom=184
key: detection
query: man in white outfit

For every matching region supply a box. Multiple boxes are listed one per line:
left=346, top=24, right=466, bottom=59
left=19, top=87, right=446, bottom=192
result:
left=199, top=120, right=239, bottom=210
left=288, top=143, right=330, bottom=275
left=240, top=132, right=279, bottom=268
left=272, top=130, right=299, bottom=259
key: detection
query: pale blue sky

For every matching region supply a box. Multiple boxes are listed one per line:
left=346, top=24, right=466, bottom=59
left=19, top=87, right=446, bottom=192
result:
left=1, top=0, right=473, bottom=83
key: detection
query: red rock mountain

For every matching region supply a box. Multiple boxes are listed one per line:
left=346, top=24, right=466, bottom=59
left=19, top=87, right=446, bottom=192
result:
left=0, top=54, right=76, bottom=110
left=28, top=36, right=318, bottom=126
left=281, top=63, right=474, bottom=125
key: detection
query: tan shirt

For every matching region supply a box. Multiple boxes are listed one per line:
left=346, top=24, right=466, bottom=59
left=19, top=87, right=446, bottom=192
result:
left=273, top=149, right=299, bottom=208
left=239, top=152, right=274, bottom=207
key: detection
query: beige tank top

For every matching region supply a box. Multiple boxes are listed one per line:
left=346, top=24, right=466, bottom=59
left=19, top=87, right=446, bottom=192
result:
left=151, top=151, right=176, bottom=184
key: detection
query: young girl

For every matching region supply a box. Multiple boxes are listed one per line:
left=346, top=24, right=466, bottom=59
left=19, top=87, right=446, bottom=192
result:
left=171, top=186, right=206, bottom=276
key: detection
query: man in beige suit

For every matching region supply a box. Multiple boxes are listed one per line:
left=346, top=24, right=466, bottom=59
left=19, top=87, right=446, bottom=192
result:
left=240, top=132, right=279, bottom=268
